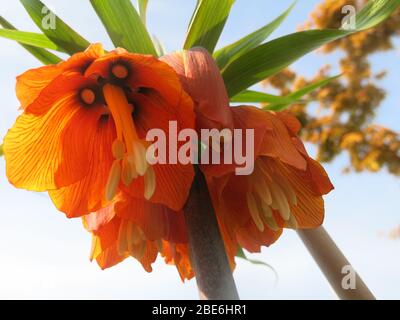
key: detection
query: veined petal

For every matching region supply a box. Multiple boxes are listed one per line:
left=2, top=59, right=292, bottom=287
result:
left=61, top=43, right=105, bottom=71
left=115, top=195, right=188, bottom=243
left=236, top=219, right=283, bottom=253
left=85, top=51, right=184, bottom=107
left=16, top=64, right=61, bottom=109
left=260, top=110, right=307, bottom=170
left=16, top=43, right=105, bottom=110
left=49, top=119, right=116, bottom=218
left=123, top=163, right=194, bottom=212
left=24, top=73, right=99, bottom=115
left=269, top=159, right=327, bottom=228
left=161, top=48, right=233, bottom=130
left=4, top=94, right=103, bottom=191
left=131, top=89, right=194, bottom=138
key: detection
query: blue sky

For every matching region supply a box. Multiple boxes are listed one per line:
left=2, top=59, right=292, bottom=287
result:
left=0, top=0, right=399, bottom=299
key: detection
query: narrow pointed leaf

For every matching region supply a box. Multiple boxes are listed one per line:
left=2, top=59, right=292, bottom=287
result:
left=20, top=0, right=90, bottom=55
left=237, top=247, right=278, bottom=284
left=184, top=0, right=235, bottom=53
left=90, top=0, right=157, bottom=55
left=138, top=0, right=149, bottom=26
left=0, top=16, right=61, bottom=64
left=289, top=75, right=341, bottom=100
left=214, top=1, right=296, bottom=70
left=265, top=75, right=341, bottom=111
left=0, top=29, right=62, bottom=51
left=231, top=90, right=296, bottom=104
left=152, top=35, right=166, bottom=57
left=223, top=0, right=400, bottom=97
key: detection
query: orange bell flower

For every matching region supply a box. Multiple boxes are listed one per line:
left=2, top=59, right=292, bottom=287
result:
left=3, top=44, right=195, bottom=218
left=85, top=192, right=194, bottom=280
left=162, top=48, right=334, bottom=266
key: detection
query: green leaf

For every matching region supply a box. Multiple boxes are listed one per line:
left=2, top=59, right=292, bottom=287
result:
left=184, top=0, right=235, bottom=53
left=265, top=75, right=340, bottom=111
left=0, top=28, right=62, bottom=51
left=214, top=1, right=296, bottom=70
left=289, top=75, right=341, bottom=100
left=20, top=0, right=90, bottom=55
left=237, top=247, right=278, bottom=285
left=152, top=35, right=166, bottom=57
left=231, top=90, right=296, bottom=104
left=222, top=0, right=400, bottom=97
left=90, top=0, right=157, bottom=55
left=138, top=0, right=149, bottom=26
left=0, top=16, right=61, bottom=65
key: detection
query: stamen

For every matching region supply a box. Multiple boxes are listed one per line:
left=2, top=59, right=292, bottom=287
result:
left=253, top=174, right=272, bottom=205
left=117, top=219, right=129, bottom=255
left=130, top=241, right=146, bottom=260
left=260, top=200, right=273, bottom=218
left=105, top=160, right=121, bottom=202
left=126, top=222, right=144, bottom=246
left=112, top=64, right=129, bottom=79
left=144, top=166, right=156, bottom=200
left=246, top=192, right=265, bottom=232
left=121, top=158, right=133, bottom=186
left=112, top=139, right=126, bottom=160
left=287, top=214, right=298, bottom=229
left=272, top=171, right=297, bottom=206
left=261, top=215, right=280, bottom=231
left=80, top=88, right=96, bottom=105
left=131, top=142, right=148, bottom=176
left=103, top=83, right=155, bottom=200
left=269, top=179, right=291, bottom=221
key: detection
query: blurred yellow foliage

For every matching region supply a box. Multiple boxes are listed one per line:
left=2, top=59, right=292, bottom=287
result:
left=263, top=0, right=400, bottom=175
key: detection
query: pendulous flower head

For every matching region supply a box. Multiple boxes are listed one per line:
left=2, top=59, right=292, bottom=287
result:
left=4, top=43, right=195, bottom=218
left=162, top=48, right=334, bottom=266
left=3, top=43, right=197, bottom=278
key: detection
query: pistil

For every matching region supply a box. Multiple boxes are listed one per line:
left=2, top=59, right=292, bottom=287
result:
left=103, top=83, right=155, bottom=201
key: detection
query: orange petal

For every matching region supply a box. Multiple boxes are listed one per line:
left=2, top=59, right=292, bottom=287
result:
left=276, top=111, right=302, bottom=135
left=49, top=119, right=117, bottom=218
left=272, top=159, right=326, bottom=228
left=162, top=48, right=233, bottom=130
left=131, top=89, right=195, bottom=138
left=236, top=219, right=283, bottom=253
left=122, top=162, right=194, bottom=212
left=115, top=195, right=188, bottom=243
left=84, top=202, right=118, bottom=232
left=306, top=158, right=334, bottom=195
left=61, top=43, right=105, bottom=71
left=92, top=241, right=127, bottom=270
left=259, top=111, right=307, bottom=170
left=16, top=64, right=62, bottom=109
left=200, top=106, right=271, bottom=177
left=4, top=93, right=103, bottom=191
left=85, top=51, right=184, bottom=107
left=16, top=43, right=104, bottom=110
left=24, top=72, right=99, bottom=115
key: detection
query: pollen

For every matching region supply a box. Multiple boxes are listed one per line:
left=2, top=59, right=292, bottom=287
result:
left=112, top=64, right=129, bottom=79
left=80, top=88, right=96, bottom=105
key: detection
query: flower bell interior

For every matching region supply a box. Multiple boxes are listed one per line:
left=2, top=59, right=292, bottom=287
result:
left=78, top=63, right=155, bottom=202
